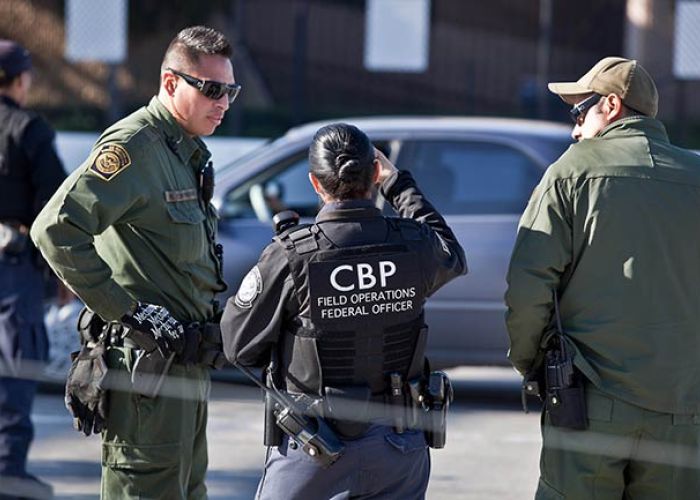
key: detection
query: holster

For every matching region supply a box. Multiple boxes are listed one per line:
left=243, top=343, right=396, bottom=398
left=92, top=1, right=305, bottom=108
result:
left=422, top=371, right=453, bottom=449
left=264, top=390, right=283, bottom=446
left=544, top=347, right=587, bottom=430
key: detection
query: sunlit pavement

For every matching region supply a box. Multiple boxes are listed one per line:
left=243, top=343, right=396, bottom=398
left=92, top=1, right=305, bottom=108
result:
left=28, top=367, right=541, bottom=499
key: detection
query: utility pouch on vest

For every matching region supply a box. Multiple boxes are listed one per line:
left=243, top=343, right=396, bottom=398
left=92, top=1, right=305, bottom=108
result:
left=543, top=292, right=587, bottom=430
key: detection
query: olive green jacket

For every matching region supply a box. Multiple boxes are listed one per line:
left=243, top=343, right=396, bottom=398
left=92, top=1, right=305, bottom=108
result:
left=506, top=116, right=700, bottom=414
left=31, top=97, right=226, bottom=322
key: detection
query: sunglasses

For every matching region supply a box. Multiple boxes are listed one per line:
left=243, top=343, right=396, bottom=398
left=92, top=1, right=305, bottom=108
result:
left=569, top=94, right=602, bottom=124
left=168, top=68, right=241, bottom=104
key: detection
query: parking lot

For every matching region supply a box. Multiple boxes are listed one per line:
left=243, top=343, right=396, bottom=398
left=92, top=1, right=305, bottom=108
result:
left=29, top=367, right=541, bottom=500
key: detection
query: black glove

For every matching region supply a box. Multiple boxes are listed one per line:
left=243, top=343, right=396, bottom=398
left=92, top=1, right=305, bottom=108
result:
left=121, top=302, right=185, bottom=358
left=65, top=342, right=108, bottom=436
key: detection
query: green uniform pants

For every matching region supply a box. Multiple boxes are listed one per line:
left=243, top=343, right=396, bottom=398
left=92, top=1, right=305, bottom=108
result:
left=537, top=384, right=700, bottom=499
left=100, top=347, right=210, bottom=500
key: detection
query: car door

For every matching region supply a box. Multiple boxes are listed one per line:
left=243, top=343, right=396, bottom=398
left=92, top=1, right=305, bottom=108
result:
left=394, top=137, right=546, bottom=366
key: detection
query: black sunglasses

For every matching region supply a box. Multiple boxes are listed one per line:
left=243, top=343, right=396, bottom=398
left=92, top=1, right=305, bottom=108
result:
left=168, top=68, right=241, bottom=104
left=569, top=94, right=602, bottom=124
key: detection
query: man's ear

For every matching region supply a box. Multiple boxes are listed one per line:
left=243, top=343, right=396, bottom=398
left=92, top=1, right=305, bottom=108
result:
left=372, top=159, right=381, bottom=184
left=603, top=93, right=625, bottom=121
left=162, top=72, right=177, bottom=97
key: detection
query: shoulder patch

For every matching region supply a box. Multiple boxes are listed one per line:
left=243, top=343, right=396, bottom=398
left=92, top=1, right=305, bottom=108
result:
left=234, top=266, right=263, bottom=309
left=90, top=144, right=131, bottom=181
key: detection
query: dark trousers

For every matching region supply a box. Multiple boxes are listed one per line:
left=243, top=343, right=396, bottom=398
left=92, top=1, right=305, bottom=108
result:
left=256, top=425, right=430, bottom=500
left=537, top=384, right=700, bottom=499
left=0, top=249, right=48, bottom=478
left=0, top=377, right=37, bottom=477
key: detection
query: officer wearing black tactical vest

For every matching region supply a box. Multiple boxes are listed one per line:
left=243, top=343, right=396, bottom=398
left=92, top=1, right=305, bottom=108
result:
left=221, top=123, right=467, bottom=499
left=0, top=39, right=65, bottom=500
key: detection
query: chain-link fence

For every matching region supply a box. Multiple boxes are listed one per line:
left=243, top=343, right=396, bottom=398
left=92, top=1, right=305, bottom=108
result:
left=1, top=1, right=700, bottom=141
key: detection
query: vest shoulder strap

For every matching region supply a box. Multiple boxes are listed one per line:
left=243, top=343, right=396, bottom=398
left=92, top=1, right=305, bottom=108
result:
left=273, top=223, right=320, bottom=254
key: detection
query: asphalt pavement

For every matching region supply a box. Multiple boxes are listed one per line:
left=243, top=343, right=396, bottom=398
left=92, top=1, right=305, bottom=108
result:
left=28, top=367, right=541, bottom=499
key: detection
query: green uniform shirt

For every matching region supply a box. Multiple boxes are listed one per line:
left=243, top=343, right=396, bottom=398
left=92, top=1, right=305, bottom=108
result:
left=31, top=97, right=226, bottom=322
left=506, top=116, right=700, bottom=415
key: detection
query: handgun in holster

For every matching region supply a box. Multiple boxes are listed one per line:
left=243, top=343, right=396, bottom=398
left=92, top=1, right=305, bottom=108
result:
left=423, top=371, right=453, bottom=449
left=122, top=325, right=175, bottom=399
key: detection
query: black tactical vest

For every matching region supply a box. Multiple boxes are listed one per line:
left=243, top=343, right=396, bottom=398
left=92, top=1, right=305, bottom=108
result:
left=274, top=217, right=428, bottom=396
left=0, top=98, right=37, bottom=224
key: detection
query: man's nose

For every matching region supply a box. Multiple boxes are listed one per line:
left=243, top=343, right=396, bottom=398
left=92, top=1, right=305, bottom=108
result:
left=216, top=95, right=230, bottom=112
left=571, top=125, right=581, bottom=142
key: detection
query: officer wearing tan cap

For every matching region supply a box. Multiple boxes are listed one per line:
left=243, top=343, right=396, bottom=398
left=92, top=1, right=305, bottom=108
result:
left=0, top=40, right=64, bottom=500
left=506, top=56, right=700, bottom=499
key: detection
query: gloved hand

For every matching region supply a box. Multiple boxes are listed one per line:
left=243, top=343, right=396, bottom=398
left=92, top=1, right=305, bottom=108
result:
left=65, top=342, right=108, bottom=436
left=121, top=302, right=186, bottom=358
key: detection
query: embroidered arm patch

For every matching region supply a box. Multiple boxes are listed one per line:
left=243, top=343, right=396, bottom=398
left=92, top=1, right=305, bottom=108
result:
left=90, top=144, right=131, bottom=181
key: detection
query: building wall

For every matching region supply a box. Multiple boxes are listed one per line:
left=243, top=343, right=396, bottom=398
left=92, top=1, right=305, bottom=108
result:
left=0, top=0, right=697, bottom=138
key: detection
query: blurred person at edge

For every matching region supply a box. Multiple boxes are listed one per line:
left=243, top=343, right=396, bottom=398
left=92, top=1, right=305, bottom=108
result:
left=0, top=39, right=66, bottom=500
left=506, top=57, right=700, bottom=499
left=31, top=26, right=240, bottom=499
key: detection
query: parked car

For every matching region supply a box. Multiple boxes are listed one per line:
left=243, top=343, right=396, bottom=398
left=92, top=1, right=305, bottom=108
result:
left=212, top=116, right=573, bottom=368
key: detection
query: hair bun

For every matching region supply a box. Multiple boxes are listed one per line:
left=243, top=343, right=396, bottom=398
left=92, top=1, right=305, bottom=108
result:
left=336, top=155, right=361, bottom=181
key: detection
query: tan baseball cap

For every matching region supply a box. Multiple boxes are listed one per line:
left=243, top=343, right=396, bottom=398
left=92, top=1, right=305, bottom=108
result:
left=548, top=56, right=658, bottom=118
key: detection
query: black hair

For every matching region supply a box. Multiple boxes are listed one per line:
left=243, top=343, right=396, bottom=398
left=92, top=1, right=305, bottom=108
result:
left=308, top=123, right=375, bottom=200
left=161, top=26, right=232, bottom=73
left=0, top=73, right=20, bottom=89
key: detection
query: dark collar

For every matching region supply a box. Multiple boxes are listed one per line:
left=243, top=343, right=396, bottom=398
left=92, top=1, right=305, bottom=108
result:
left=0, top=95, right=20, bottom=109
left=146, top=96, right=211, bottom=168
left=316, top=199, right=382, bottom=222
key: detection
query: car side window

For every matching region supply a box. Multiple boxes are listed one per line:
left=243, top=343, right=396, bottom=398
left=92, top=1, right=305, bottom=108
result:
left=221, top=141, right=392, bottom=221
left=396, top=140, right=543, bottom=215
left=220, top=152, right=320, bottom=220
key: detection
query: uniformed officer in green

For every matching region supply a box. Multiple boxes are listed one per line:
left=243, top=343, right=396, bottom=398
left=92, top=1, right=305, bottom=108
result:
left=506, top=57, right=700, bottom=499
left=30, top=26, right=241, bottom=499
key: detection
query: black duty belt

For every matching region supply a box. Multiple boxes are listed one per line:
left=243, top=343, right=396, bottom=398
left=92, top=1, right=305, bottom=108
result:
left=110, top=321, right=227, bottom=370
